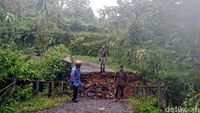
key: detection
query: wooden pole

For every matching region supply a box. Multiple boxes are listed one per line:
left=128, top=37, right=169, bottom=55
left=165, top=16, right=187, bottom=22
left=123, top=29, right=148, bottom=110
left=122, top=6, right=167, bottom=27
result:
left=36, top=80, right=39, bottom=93
left=139, top=83, right=142, bottom=97
left=60, top=82, right=64, bottom=95
left=11, top=75, right=16, bottom=94
left=39, top=82, right=44, bottom=92
left=133, top=86, right=136, bottom=96
left=157, top=79, right=161, bottom=108
left=48, top=81, right=54, bottom=97
left=48, top=82, right=52, bottom=97
left=32, top=81, right=36, bottom=95
left=52, top=81, right=54, bottom=92
left=32, top=78, right=39, bottom=95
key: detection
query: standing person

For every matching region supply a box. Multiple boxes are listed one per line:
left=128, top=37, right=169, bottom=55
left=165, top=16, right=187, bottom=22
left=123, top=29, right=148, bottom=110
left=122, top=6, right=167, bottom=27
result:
left=70, top=60, right=82, bottom=102
left=99, top=45, right=107, bottom=72
left=114, top=65, right=128, bottom=101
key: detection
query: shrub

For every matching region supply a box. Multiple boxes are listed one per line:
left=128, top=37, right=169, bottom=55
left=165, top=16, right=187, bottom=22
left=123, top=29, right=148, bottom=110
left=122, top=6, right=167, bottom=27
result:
left=14, top=85, right=33, bottom=101
left=0, top=45, right=70, bottom=108
left=183, top=88, right=200, bottom=109
left=163, top=76, right=187, bottom=106
left=69, top=32, right=109, bottom=56
left=40, top=44, right=69, bottom=80
left=127, top=96, right=161, bottom=113
left=0, top=49, right=37, bottom=80
left=48, top=31, right=75, bottom=47
left=0, top=49, right=37, bottom=105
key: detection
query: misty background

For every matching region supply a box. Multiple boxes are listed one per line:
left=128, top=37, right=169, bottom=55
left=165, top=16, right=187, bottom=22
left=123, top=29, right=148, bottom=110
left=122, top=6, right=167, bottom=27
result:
left=0, top=0, right=200, bottom=111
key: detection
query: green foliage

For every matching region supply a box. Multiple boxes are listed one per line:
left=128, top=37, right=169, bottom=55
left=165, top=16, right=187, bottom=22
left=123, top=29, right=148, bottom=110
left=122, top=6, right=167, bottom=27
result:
left=65, top=0, right=95, bottom=23
left=48, top=31, right=75, bottom=46
left=69, top=32, right=109, bottom=56
left=127, top=96, right=161, bottom=113
left=76, top=32, right=108, bottom=42
left=0, top=49, right=22, bottom=79
left=40, top=44, right=69, bottom=80
left=24, top=44, right=70, bottom=80
left=68, top=22, right=99, bottom=32
left=73, top=55, right=122, bottom=70
left=0, top=95, right=69, bottom=113
left=1, top=0, right=200, bottom=110
left=73, top=55, right=98, bottom=64
left=0, top=49, right=38, bottom=107
left=14, top=85, right=32, bottom=101
left=164, top=76, right=187, bottom=106
left=0, top=49, right=38, bottom=80
left=183, top=88, right=200, bottom=109
left=0, top=45, right=70, bottom=111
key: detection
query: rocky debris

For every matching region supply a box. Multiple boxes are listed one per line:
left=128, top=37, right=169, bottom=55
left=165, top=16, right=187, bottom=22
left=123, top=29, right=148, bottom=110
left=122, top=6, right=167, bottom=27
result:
left=79, top=72, right=148, bottom=99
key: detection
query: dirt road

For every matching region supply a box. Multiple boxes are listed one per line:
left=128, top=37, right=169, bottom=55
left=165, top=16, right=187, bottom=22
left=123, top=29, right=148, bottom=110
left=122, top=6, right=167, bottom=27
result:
left=81, top=61, right=114, bottom=73
left=34, top=98, right=132, bottom=113
left=30, top=62, right=133, bottom=113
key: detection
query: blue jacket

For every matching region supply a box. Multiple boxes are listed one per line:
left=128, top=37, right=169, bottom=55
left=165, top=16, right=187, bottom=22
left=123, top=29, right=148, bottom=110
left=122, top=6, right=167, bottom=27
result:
left=70, top=66, right=81, bottom=87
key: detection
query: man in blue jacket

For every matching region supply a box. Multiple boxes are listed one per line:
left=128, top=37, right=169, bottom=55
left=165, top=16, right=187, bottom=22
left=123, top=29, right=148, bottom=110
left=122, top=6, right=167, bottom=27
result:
left=70, top=60, right=82, bottom=102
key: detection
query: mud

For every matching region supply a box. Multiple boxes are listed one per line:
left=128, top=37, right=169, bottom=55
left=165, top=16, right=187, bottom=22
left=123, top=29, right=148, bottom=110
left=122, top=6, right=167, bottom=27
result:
left=80, top=72, right=148, bottom=99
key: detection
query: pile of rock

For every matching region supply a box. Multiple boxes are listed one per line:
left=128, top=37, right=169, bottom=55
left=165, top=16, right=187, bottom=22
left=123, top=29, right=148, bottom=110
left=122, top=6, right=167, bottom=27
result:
left=80, top=72, right=148, bottom=99
left=80, top=72, right=116, bottom=99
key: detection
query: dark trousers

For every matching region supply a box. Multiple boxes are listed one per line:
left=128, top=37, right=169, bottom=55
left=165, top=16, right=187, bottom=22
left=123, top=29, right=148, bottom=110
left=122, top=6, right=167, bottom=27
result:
left=115, top=84, right=125, bottom=98
left=100, top=57, right=106, bottom=72
left=72, top=86, right=78, bottom=100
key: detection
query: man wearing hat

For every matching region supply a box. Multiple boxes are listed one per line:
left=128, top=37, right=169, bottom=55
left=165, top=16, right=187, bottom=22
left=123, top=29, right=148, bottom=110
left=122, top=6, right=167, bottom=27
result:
left=114, top=65, right=128, bottom=101
left=70, top=60, right=82, bottom=102
left=99, top=45, right=107, bottom=72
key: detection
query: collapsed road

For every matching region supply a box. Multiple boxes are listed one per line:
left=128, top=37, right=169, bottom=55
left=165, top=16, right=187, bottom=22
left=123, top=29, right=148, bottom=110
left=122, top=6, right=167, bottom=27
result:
left=31, top=61, right=150, bottom=113
left=80, top=72, right=148, bottom=99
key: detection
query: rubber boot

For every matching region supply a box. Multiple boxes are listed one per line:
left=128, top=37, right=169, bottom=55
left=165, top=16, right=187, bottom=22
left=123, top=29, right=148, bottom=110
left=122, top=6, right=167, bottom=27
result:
left=100, top=66, right=103, bottom=72
left=73, top=98, right=79, bottom=103
left=102, top=67, right=105, bottom=72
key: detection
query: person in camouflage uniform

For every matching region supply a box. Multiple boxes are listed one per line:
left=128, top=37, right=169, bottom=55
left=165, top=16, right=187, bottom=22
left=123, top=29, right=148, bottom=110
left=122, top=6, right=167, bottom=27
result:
left=99, top=46, right=107, bottom=72
left=114, top=65, right=128, bottom=101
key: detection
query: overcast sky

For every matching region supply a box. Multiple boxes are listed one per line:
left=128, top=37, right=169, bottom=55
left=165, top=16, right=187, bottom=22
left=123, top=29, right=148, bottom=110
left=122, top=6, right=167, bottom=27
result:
left=89, top=0, right=118, bottom=17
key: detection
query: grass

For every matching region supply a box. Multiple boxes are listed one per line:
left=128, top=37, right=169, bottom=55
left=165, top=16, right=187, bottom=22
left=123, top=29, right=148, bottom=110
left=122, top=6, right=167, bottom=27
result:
left=24, top=53, right=134, bottom=72
left=0, top=95, right=69, bottom=113
left=73, top=55, right=134, bottom=71
left=73, top=55, right=119, bottom=70
left=74, top=55, right=99, bottom=64
left=127, top=96, right=161, bottom=113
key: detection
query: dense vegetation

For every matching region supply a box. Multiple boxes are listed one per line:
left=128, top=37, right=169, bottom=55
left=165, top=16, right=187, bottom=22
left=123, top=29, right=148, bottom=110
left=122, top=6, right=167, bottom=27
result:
left=128, top=96, right=160, bottom=113
left=0, top=0, right=200, bottom=112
